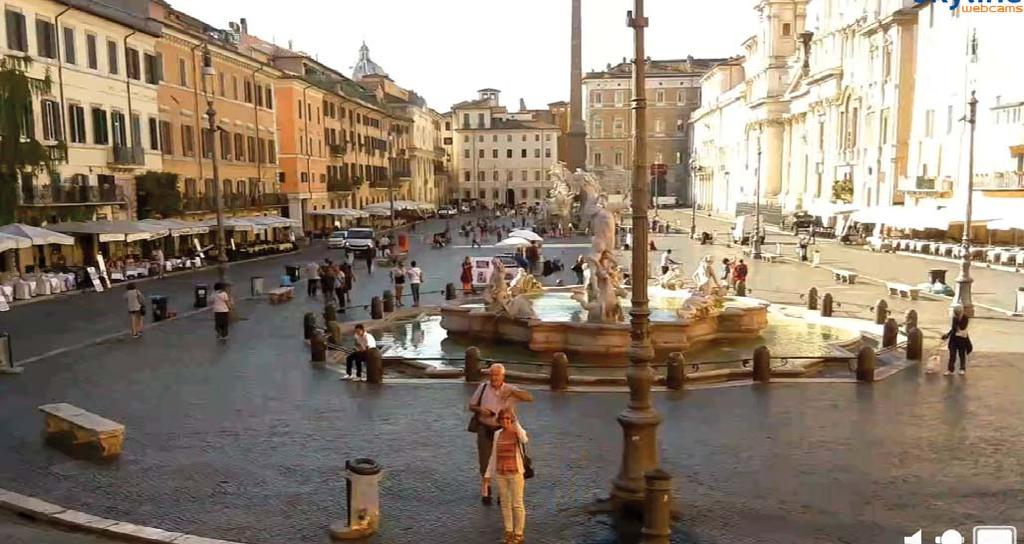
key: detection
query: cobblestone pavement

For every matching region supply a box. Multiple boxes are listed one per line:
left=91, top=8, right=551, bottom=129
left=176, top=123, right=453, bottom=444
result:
left=0, top=511, right=119, bottom=544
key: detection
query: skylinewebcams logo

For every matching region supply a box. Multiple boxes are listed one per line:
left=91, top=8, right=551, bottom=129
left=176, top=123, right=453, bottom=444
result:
left=914, top=0, right=1024, bottom=14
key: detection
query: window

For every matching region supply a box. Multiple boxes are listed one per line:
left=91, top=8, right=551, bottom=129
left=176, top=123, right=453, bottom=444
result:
left=479, top=149, right=485, bottom=159
left=521, top=149, right=527, bottom=158
left=592, top=91, right=602, bottom=105
left=255, top=84, right=263, bottom=107
left=492, top=170, right=499, bottom=182
left=178, top=58, right=187, bottom=87
left=613, top=117, right=624, bottom=137
left=107, top=40, right=119, bottom=75
left=258, top=138, right=267, bottom=163
left=946, top=105, right=954, bottom=135
left=615, top=90, right=624, bottom=105
left=492, top=190, right=500, bottom=200
left=492, top=135, right=498, bottom=142
left=478, top=190, right=486, bottom=199
left=86, top=34, right=97, bottom=69
left=654, top=119, right=664, bottom=133
left=181, top=124, right=195, bottom=157
left=244, top=80, right=253, bottom=103
left=507, top=170, right=514, bottom=182
left=593, top=118, right=603, bottom=137
left=144, top=53, right=160, bottom=84
left=924, top=109, right=935, bottom=138
left=545, top=133, right=552, bottom=142
left=247, top=136, right=257, bottom=163
left=521, top=134, right=527, bottom=142
left=477, top=113, right=485, bottom=127
left=614, top=151, right=623, bottom=166
left=126, top=47, right=141, bottom=80
left=267, top=138, right=276, bottom=163
left=534, top=134, right=540, bottom=142
left=881, top=110, right=890, bottom=145
left=91, top=108, right=109, bottom=145
left=265, top=87, right=273, bottom=109
left=521, top=189, right=527, bottom=199
left=462, top=113, right=470, bottom=128
left=534, top=170, right=541, bottom=182
left=217, top=73, right=225, bottom=96
left=507, top=134, right=513, bottom=142
left=298, top=100, right=303, bottom=119
left=5, top=10, right=28, bottom=52
left=492, top=149, right=498, bottom=159
left=521, top=170, right=528, bottom=181
left=63, top=27, right=76, bottom=64
left=534, top=148, right=540, bottom=158
left=506, top=149, right=513, bottom=159
left=463, top=135, right=469, bottom=143
left=463, top=149, right=470, bottom=159
left=159, top=120, right=173, bottom=154
left=232, top=76, right=239, bottom=100
left=35, top=18, right=57, bottom=59
left=220, top=130, right=231, bottom=160
left=782, top=22, right=792, bottom=36
left=534, top=188, right=542, bottom=199
left=68, top=104, right=86, bottom=143
left=148, top=117, right=159, bottom=151
left=545, top=148, right=551, bottom=158
left=234, top=133, right=244, bottom=161
left=478, top=170, right=485, bottom=180
left=200, top=128, right=214, bottom=158
left=677, top=91, right=685, bottom=104
left=41, top=100, right=62, bottom=141
left=655, top=90, right=665, bottom=104
left=594, top=152, right=602, bottom=166
left=111, top=111, right=127, bottom=147
left=464, top=170, right=471, bottom=182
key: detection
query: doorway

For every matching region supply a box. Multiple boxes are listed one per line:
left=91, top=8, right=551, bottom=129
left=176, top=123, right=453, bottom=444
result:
left=506, top=188, right=516, bottom=208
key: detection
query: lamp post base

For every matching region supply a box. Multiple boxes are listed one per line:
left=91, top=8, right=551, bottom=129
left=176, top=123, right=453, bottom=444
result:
left=610, top=408, right=662, bottom=509
left=954, top=273, right=975, bottom=318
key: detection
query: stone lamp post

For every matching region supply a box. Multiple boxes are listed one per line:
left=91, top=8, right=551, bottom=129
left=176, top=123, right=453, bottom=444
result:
left=201, top=43, right=228, bottom=284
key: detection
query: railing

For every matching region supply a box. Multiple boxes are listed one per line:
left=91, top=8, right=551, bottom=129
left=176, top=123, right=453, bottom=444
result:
left=110, top=145, right=144, bottom=165
left=181, top=192, right=289, bottom=212
left=327, top=179, right=353, bottom=192
left=974, top=172, right=1024, bottom=190
left=45, top=144, right=67, bottom=162
left=19, top=184, right=124, bottom=205
left=328, top=143, right=346, bottom=157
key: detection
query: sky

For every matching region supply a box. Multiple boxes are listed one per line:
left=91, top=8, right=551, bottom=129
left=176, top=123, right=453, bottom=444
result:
left=170, top=0, right=759, bottom=112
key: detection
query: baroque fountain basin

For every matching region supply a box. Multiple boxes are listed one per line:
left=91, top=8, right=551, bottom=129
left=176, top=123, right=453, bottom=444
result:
left=440, top=288, right=769, bottom=357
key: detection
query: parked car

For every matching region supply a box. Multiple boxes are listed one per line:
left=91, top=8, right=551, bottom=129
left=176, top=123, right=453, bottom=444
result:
left=784, top=211, right=822, bottom=234
left=343, top=227, right=376, bottom=254
left=327, top=230, right=348, bottom=249
left=438, top=206, right=458, bottom=218
left=470, top=253, right=523, bottom=288
left=459, top=202, right=471, bottom=214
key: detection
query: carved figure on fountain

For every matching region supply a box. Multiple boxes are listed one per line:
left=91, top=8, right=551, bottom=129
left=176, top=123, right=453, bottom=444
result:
left=483, top=258, right=537, bottom=319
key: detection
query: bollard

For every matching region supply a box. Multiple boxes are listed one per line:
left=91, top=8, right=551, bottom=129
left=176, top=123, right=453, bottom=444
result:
left=666, top=352, right=685, bottom=390
left=821, top=293, right=834, bottom=317
left=366, top=348, right=383, bottom=384
left=324, top=304, right=337, bottom=324
left=329, top=458, right=382, bottom=540
left=904, top=309, right=918, bottom=331
left=882, top=317, right=899, bottom=348
left=735, top=280, right=747, bottom=297
left=906, top=326, right=923, bottom=361
left=464, top=346, right=482, bottom=382
left=640, top=469, right=673, bottom=544
left=874, top=299, right=888, bottom=325
left=310, top=330, right=327, bottom=368
left=328, top=321, right=343, bottom=346
left=382, top=290, right=394, bottom=313
left=752, top=345, right=771, bottom=383
left=370, top=296, right=383, bottom=320
left=303, top=312, right=317, bottom=340
left=806, top=287, right=818, bottom=310
left=550, top=352, right=569, bottom=391
left=445, top=283, right=457, bottom=301
left=856, top=346, right=876, bottom=382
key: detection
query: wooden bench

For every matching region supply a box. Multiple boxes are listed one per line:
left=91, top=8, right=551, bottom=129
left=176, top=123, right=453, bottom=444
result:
left=268, top=286, right=294, bottom=304
left=760, top=252, right=780, bottom=263
left=886, top=282, right=920, bottom=300
left=833, top=269, right=858, bottom=284
left=39, top=403, right=124, bottom=458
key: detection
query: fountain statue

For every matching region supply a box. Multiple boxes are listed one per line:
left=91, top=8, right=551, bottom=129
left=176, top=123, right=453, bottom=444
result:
left=483, top=258, right=537, bottom=319
left=657, top=265, right=689, bottom=291
left=509, top=268, right=544, bottom=297
left=545, top=163, right=576, bottom=232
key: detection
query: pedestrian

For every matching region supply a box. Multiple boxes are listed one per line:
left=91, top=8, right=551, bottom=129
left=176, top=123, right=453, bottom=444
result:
left=407, top=260, right=423, bottom=306
left=461, top=256, right=474, bottom=295
left=365, top=246, right=376, bottom=274
left=212, top=282, right=234, bottom=340
left=733, top=259, right=749, bottom=295
left=484, top=408, right=529, bottom=544
left=525, top=242, right=540, bottom=274
left=941, top=304, right=972, bottom=376
left=340, top=260, right=355, bottom=305
left=306, top=260, right=321, bottom=297
left=571, top=255, right=585, bottom=285
left=392, top=261, right=406, bottom=307
left=798, top=235, right=810, bottom=262
left=345, top=250, right=354, bottom=267
left=467, top=363, right=533, bottom=505
left=660, top=249, right=677, bottom=275
left=379, top=234, right=391, bottom=257
left=334, top=265, right=347, bottom=309
left=322, top=262, right=337, bottom=305
left=472, top=231, right=482, bottom=248
left=153, top=247, right=166, bottom=279
left=345, top=323, right=376, bottom=381
left=125, top=282, right=145, bottom=338
left=721, top=257, right=734, bottom=291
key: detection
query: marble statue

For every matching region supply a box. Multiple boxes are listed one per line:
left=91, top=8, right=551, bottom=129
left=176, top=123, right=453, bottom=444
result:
left=657, top=265, right=689, bottom=291
left=545, top=163, right=576, bottom=230
left=692, top=255, right=722, bottom=297
left=484, top=258, right=537, bottom=319
left=509, top=268, right=544, bottom=297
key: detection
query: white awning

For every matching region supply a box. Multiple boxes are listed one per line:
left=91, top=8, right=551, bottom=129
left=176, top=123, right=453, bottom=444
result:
left=987, top=218, right=1024, bottom=231
left=806, top=201, right=858, bottom=218
left=47, top=220, right=168, bottom=242
left=0, top=223, right=74, bottom=245
left=138, top=218, right=209, bottom=236
left=0, top=232, right=32, bottom=252
left=364, top=200, right=420, bottom=212
left=309, top=208, right=369, bottom=219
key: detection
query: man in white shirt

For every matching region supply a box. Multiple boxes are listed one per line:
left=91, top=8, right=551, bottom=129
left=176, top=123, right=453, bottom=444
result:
left=467, top=363, right=533, bottom=504
left=406, top=260, right=423, bottom=306
left=345, top=323, right=376, bottom=381
left=153, top=248, right=165, bottom=279
left=660, top=249, right=678, bottom=275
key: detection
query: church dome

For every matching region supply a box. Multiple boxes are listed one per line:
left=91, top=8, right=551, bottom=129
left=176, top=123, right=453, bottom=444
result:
left=352, top=42, right=387, bottom=80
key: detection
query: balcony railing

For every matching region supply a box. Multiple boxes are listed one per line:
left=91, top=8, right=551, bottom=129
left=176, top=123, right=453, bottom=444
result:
left=110, top=145, right=144, bottom=165
left=974, top=172, right=1024, bottom=190
left=327, top=179, right=353, bottom=192
left=46, top=144, right=67, bottom=162
left=180, top=192, right=289, bottom=212
left=328, top=143, right=346, bottom=157
left=19, top=184, right=124, bottom=206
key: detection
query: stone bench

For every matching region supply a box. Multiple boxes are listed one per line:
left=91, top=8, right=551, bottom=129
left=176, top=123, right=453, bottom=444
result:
left=268, top=286, right=294, bottom=304
left=886, top=282, right=920, bottom=300
left=760, top=252, right=780, bottom=263
left=833, top=269, right=858, bottom=284
left=39, top=403, right=124, bottom=458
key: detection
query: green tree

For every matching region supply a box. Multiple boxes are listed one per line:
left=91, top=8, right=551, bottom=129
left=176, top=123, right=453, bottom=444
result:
left=831, top=178, right=854, bottom=204
left=135, top=171, right=182, bottom=219
left=0, top=56, right=58, bottom=223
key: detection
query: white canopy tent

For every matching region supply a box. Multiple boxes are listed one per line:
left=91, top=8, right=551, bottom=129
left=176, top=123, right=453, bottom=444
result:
left=0, top=232, right=31, bottom=253
left=47, top=220, right=168, bottom=242
left=987, top=218, right=1024, bottom=231
left=509, top=229, right=543, bottom=242
left=0, top=223, right=75, bottom=246
left=496, top=236, right=533, bottom=248
left=309, top=208, right=369, bottom=219
left=138, top=218, right=209, bottom=236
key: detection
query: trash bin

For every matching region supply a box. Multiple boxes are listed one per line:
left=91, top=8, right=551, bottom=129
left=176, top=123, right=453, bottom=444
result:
left=1016, top=287, right=1024, bottom=315
left=251, top=276, right=265, bottom=296
left=329, top=458, right=383, bottom=539
left=194, top=284, right=208, bottom=308
left=286, top=265, right=301, bottom=283
left=929, top=268, right=948, bottom=285
left=150, top=296, right=169, bottom=322
left=398, top=233, right=409, bottom=253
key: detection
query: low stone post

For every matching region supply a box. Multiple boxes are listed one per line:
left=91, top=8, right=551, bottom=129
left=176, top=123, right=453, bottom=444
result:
left=821, top=293, right=834, bottom=317
left=882, top=318, right=899, bottom=348
left=366, top=348, right=383, bottom=384
left=856, top=346, right=876, bottom=382
left=874, top=299, right=889, bottom=325
left=328, top=321, right=343, bottom=346
left=735, top=280, right=747, bottom=297
left=806, top=287, right=818, bottom=310
left=324, top=304, right=337, bottom=324
left=304, top=312, right=317, bottom=340
left=640, top=469, right=673, bottom=544
left=464, top=347, right=481, bottom=382
left=310, top=330, right=327, bottom=368
left=666, top=353, right=685, bottom=390
left=382, top=290, right=394, bottom=313
left=904, top=309, right=918, bottom=331
left=370, top=297, right=383, bottom=320
left=906, top=327, right=923, bottom=361
left=445, top=283, right=457, bottom=301
left=550, top=352, right=569, bottom=391
left=752, top=345, right=771, bottom=383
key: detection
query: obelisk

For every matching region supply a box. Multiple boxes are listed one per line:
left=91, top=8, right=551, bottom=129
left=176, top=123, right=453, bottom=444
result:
left=566, top=0, right=587, bottom=172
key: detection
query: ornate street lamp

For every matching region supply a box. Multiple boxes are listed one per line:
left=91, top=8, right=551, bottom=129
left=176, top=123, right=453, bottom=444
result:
left=688, top=155, right=699, bottom=237
left=201, top=44, right=228, bottom=283
left=388, top=131, right=396, bottom=230
left=752, top=127, right=763, bottom=260
left=954, top=90, right=978, bottom=317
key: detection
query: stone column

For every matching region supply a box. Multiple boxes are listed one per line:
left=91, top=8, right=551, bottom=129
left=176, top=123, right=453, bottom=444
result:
left=764, top=120, right=784, bottom=198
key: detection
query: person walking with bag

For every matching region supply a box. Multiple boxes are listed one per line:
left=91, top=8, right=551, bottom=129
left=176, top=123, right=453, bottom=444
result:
left=941, top=304, right=972, bottom=375
left=407, top=260, right=423, bottom=307
left=212, top=282, right=234, bottom=340
left=125, top=282, right=145, bottom=338
left=467, top=364, right=532, bottom=505
left=460, top=256, right=474, bottom=295
left=392, top=262, right=406, bottom=307
left=484, top=408, right=530, bottom=544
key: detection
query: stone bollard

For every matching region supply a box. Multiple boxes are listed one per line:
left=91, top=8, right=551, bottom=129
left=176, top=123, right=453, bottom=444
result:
left=752, top=345, right=771, bottom=383
left=382, top=290, right=394, bottom=313
left=370, top=297, right=383, bottom=320
left=806, top=287, right=818, bottom=310
left=874, top=299, right=888, bottom=325
left=550, top=352, right=569, bottom=391
left=464, top=347, right=482, bottom=382
left=324, top=304, right=337, bottom=324
left=366, top=348, right=383, bottom=384
left=856, top=346, right=876, bottom=382
left=310, top=330, right=327, bottom=368
left=904, top=309, right=918, bottom=331
left=666, top=352, right=685, bottom=390
left=906, top=326, right=923, bottom=361
left=882, top=318, right=899, bottom=348
left=735, top=280, right=747, bottom=297
left=821, top=293, right=834, bottom=317
left=640, top=469, right=673, bottom=544
left=328, top=321, right=343, bottom=346
left=445, top=283, right=457, bottom=301
left=304, top=312, right=317, bottom=340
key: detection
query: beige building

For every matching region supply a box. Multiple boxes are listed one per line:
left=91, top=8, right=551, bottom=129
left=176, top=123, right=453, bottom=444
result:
left=9, top=0, right=163, bottom=225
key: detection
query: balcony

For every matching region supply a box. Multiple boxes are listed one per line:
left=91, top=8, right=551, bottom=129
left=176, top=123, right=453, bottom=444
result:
left=45, top=144, right=67, bottom=162
left=110, top=145, right=144, bottom=166
left=898, top=176, right=953, bottom=195
left=974, top=171, right=1024, bottom=190
left=19, top=183, right=125, bottom=206
left=327, top=179, right=354, bottom=192
left=328, top=143, right=346, bottom=157
left=181, top=192, right=289, bottom=212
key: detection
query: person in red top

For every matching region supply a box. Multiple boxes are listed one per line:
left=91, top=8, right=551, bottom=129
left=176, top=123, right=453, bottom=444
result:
left=460, top=256, right=474, bottom=295
left=733, top=259, right=749, bottom=295
left=484, top=408, right=529, bottom=544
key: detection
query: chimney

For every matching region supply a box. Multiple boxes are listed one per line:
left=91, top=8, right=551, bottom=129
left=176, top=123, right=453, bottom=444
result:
left=240, top=17, right=247, bottom=36
left=288, top=39, right=293, bottom=51
left=519, top=98, right=527, bottom=112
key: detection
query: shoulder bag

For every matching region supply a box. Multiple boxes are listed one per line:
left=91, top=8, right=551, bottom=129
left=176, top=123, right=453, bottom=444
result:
left=519, top=440, right=534, bottom=479
left=466, top=383, right=488, bottom=433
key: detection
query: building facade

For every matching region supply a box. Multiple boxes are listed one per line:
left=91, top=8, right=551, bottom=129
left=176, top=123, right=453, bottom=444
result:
left=451, top=89, right=560, bottom=209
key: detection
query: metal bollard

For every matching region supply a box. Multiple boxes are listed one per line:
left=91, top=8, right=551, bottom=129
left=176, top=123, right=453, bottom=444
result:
left=735, top=280, right=747, bottom=297
left=640, top=468, right=673, bottom=544
left=324, top=304, right=337, bottom=324
left=666, top=352, right=684, bottom=390
left=366, top=348, right=383, bottom=384
left=329, top=458, right=382, bottom=540
left=382, top=290, right=394, bottom=313
left=806, top=287, right=818, bottom=310
left=906, top=327, right=923, bottom=361
left=753, top=345, right=771, bottom=383
left=445, top=283, right=457, bottom=301
left=310, top=330, right=327, bottom=368
left=550, top=352, right=569, bottom=391
left=882, top=318, right=899, bottom=348
left=856, top=346, right=876, bottom=382
left=370, top=297, right=383, bottom=320
left=304, top=312, right=317, bottom=340
left=821, top=293, right=834, bottom=317
left=464, top=347, right=481, bottom=382
left=0, top=332, right=21, bottom=375
left=874, top=299, right=888, bottom=325
left=904, top=309, right=918, bottom=331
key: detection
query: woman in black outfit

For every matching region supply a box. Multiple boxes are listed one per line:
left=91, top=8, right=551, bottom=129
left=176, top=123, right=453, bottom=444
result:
left=940, top=304, right=972, bottom=375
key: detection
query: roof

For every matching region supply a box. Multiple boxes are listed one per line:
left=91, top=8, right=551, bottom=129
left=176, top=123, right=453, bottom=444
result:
left=353, top=42, right=387, bottom=81
left=452, top=97, right=494, bottom=109
left=58, top=0, right=162, bottom=36
left=489, top=119, right=559, bottom=130
left=584, top=56, right=732, bottom=80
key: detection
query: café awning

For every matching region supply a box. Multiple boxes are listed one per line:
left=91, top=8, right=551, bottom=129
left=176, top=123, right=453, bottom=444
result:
left=138, top=218, right=210, bottom=236
left=309, top=208, right=369, bottom=219
left=0, top=232, right=31, bottom=252
left=0, top=223, right=75, bottom=245
left=47, top=220, right=168, bottom=242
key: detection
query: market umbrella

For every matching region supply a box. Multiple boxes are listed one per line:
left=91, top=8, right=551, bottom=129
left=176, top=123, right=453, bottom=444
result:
left=509, top=229, right=543, bottom=242
left=0, top=223, right=74, bottom=245
left=0, top=232, right=31, bottom=252
left=495, top=236, right=533, bottom=248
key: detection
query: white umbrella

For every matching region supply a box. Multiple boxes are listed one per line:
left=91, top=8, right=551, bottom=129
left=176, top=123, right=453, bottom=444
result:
left=495, top=236, right=533, bottom=248
left=0, top=223, right=74, bottom=245
left=509, top=229, right=543, bottom=242
left=0, top=232, right=31, bottom=252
